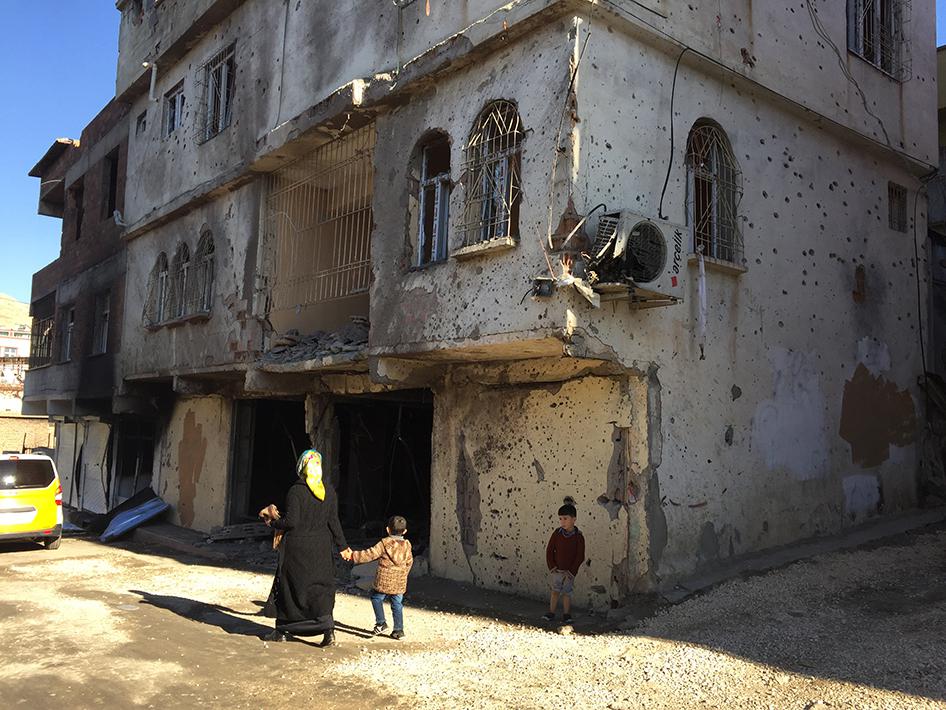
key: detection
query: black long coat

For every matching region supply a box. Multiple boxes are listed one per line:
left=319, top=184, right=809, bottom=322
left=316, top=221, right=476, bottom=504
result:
left=269, top=480, right=347, bottom=634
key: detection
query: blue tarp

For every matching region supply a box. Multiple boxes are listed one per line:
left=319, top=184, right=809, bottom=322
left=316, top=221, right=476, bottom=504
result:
left=100, top=497, right=170, bottom=542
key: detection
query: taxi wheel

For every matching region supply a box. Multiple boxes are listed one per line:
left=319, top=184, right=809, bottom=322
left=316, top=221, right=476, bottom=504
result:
left=44, top=536, right=61, bottom=550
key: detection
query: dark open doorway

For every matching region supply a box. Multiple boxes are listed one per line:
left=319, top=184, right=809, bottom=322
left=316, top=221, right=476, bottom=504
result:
left=228, top=399, right=309, bottom=523
left=335, top=390, right=433, bottom=549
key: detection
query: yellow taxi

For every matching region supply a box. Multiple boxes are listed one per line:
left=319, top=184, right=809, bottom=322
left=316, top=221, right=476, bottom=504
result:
left=0, top=454, right=62, bottom=549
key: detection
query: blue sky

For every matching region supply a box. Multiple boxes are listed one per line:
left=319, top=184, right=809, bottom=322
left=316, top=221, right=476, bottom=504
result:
left=0, top=5, right=945, bottom=304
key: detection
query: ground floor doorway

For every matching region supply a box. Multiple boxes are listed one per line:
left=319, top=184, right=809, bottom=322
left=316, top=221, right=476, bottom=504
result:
left=334, top=390, right=433, bottom=550
left=228, top=399, right=310, bottom=523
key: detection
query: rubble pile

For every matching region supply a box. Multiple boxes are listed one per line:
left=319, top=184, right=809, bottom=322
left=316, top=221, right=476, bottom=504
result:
left=262, top=315, right=369, bottom=364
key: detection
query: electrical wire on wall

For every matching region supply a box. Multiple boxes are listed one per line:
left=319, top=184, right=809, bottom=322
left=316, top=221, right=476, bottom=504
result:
left=657, top=46, right=690, bottom=221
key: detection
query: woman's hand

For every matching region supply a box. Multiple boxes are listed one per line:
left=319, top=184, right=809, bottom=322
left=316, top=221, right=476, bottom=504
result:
left=339, top=547, right=353, bottom=561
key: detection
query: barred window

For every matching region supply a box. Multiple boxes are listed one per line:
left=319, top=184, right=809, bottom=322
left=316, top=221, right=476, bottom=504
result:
left=888, top=181, right=908, bottom=232
left=163, top=80, right=185, bottom=138
left=459, top=100, right=524, bottom=246
left=144, top=253, right=169, bottom=326
left=847, top=0, right=910, bottom=80
left=171, top=244, right=190, bottom=318
left=188, top=232, right=215, bottom=313
left=686, top=122, right=743, bottom=264
left=200, top=44, right=235, bottom=142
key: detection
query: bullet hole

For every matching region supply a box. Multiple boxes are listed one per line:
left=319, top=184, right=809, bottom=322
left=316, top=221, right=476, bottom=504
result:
left=853, top=264, right=867, bottom=303
left=731, top=385, right=742, bottom=400
left=724, top=425, right=734, bottom=446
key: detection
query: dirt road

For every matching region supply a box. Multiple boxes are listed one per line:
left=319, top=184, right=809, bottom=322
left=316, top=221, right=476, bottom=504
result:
left=1, top=526, right=944, bottom=709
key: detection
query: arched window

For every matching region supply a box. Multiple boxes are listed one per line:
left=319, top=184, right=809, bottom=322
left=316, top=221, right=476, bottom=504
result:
left=460, top=100, right=524, bottom=246
left=409, top=132, right=451, bottom=266
left=685, top=121, right=743, bottom=263
left=190, top=231, right=215, bottom=313
left=144, top=253, right=169, bottom=326
left=170, top=243, right=190, bottom=318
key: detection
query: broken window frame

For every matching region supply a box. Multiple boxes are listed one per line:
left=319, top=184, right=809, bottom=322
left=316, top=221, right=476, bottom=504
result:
left=171, top=244, right=191, bottom=319
left=459, top=100, right=524, bottom=247
left=59, top=307, right=75, bottom=363
left=416, top=136, right=451, bottom=266
left=188, top=232, right=215, bottom=313
left=92, top=291, right=110, bottom=355
left=888, top=181, right=908, bottom=232
left=101, top=148, right=120, bottom=222
left=163, top=81, right=185, bottom=138
left=847, top=0, right=910, bottom=80
left=201, top=44, right=236, bottom=143
left=685, top=122, right=743, bottom=264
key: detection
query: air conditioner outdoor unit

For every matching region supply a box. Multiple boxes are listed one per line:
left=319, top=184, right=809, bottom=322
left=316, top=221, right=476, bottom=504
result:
left=587, top=210, right=685, bottom=306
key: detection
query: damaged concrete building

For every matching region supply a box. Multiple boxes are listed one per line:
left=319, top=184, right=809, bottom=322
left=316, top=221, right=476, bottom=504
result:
left=28, top=0, right=937, bottom=606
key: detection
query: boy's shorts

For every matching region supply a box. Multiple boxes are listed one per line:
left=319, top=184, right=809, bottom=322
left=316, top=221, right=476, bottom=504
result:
left=549, top=570, right=575, bottom=595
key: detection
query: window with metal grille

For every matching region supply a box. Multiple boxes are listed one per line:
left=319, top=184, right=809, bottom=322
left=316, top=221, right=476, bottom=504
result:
left=29, top=313, right=54, bottom=368
left=415, top=134, right=451, bottom=266
left=60, top=307, right=74, bottom=362
left=92, top=291, right=110, bottom=354
left=847, top=0, right=911, bottom=80
left=888, top=181, right=908, bottom=232
left=187, top=232, right=215, bottom=313
left=259, top=124, right=375, bottom=319
left=144, top=253, right=170, bottom=326
left=459, top=100, right=524, bottom=246
left=685, top=122, right=743, bottom=264
left=163, top=81, right=185, bottom=138
left=171, top=243, right=190, bottom=318
left=200, top=45, right=235, bottom=142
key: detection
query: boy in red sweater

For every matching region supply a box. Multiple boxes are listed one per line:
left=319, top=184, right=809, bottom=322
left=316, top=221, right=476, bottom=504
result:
left=543, top=497, right=585, bottom=623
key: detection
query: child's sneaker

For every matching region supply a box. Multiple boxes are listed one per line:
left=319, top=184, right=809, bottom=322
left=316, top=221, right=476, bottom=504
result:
left=391, top=630, right=405, bottom=640
left=562, top=613, right=573, bottom=624
left=372, top=623, right=388, bottom=635
left=541, top=612, right=555, bottom=622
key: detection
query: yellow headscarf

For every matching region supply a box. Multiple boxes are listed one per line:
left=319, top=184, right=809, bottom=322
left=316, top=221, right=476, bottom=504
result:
left=296, top=449, right=326, bottom=501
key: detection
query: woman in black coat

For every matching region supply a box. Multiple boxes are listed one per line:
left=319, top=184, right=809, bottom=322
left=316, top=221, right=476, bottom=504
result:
left=264, top=449, right=350, bottom=646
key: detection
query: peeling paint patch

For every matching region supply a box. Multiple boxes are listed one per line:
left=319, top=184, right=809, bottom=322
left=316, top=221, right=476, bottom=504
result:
left=456, top=434, right=481, bottom=556
left=751, top=348, right=829, bottom=480
left=839, top=363, right=916, bottom=467
left=177, top=409, right=207, bottom=529
left=842, top=474, right=881, bottom=519
left=856, top=337, right=891, bottom=374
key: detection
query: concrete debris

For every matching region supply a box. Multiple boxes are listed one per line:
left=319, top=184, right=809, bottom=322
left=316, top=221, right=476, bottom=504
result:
left=263, top=315, right=369, bottom=363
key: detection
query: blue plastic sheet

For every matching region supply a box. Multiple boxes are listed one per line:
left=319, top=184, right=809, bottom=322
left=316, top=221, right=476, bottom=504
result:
left=100, top=497, right=169, bottom=542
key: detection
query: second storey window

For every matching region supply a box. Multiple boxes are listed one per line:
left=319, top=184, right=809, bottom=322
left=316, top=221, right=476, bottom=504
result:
left=93, top=291, right=110, bottom=354
left=60, top=307, right=74, bottom=362
left=686, top=121, right=743, bottom=264
left=102, top=148, right=120, bottom=221
left=164, top=81, right=185, bottom=138
left=417, top=134, right=451, bottom=266
left=847, top=0, right=907, bottom=79
left=172, top=243, right=190, bottom=318
left=460, top=100, right=524, bottom=246
left=202, top=45, right=235, bottom=142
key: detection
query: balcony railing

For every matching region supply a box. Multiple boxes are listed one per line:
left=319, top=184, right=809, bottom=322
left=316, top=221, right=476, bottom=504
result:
left=29, top=317, right=54, bottom=368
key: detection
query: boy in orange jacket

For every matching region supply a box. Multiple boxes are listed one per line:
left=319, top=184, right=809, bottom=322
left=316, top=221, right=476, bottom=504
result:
left=347, top=515, right=413, bottom=639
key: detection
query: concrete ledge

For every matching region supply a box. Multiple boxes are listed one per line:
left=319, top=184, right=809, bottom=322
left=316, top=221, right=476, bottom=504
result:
left=660, top=507, right=946, bottom=603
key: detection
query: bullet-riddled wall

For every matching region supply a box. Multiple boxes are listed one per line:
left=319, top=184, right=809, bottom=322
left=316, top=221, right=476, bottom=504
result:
left=430, top=374, right=653, bottom=608
left=154, top=396, right=231, bottom=532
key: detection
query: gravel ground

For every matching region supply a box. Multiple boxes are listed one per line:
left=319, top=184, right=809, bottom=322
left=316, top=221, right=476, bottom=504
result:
left=1, top=525, right=944, bottom=709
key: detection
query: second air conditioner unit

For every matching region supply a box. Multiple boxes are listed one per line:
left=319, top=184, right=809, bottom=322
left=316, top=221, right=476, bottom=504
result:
left=587, top=210, right=685, bottom=305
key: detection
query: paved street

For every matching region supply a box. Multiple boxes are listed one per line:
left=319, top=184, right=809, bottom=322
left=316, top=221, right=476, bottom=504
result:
left=1, top=526, right=945, bottom=710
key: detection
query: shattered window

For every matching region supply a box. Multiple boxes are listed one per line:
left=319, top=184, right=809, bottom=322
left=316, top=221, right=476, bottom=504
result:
left=686, top=122, right=743, bottom=264
left=92, top=291, right=110, bottom=355
left=201, top=45, right=235, bottom=142
left=171, top=244, right=190, bottom=319
left=459, top=100, right=524, bottom=246
left=417, top=134, right=451, bottom=265
left=188, top=232, right=215, bottom=313
left=163, top=81, right=185, bottom=138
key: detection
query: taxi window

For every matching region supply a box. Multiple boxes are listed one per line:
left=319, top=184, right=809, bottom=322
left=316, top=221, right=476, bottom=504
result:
left=0, top=460, right=56, bottom=489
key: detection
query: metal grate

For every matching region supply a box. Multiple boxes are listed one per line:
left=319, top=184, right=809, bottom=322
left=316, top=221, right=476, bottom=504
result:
left=627, top=222, right=667, bottom=283
left=458, top=100, right=524, bottom=246
left=170, top=244, right=190, bottom=318
left=198, top=44, right=235, bottom=143
left=186, top=232, right=215, bottom=313
left=259, top=124, right=375, bottom=317
left=848, top=0, right=912, bottom=81
left=888, top=181, right=908, bottom=232
left=686, top=123, right=743, bottom=264
left=29, top=316, right=55, bottom=368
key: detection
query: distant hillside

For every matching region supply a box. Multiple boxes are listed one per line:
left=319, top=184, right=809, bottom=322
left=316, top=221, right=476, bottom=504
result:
left=0, top=294, right=30, bottom=329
